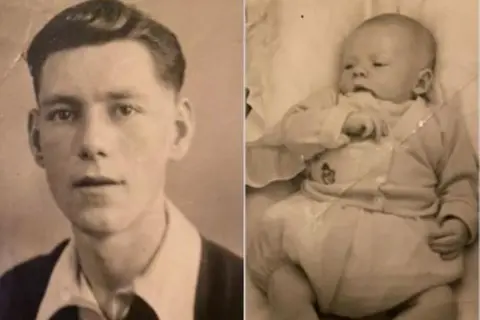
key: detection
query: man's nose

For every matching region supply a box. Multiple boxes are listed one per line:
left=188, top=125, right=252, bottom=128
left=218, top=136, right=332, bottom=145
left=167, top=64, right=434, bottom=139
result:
left=76, top=111, right=113, bottom=161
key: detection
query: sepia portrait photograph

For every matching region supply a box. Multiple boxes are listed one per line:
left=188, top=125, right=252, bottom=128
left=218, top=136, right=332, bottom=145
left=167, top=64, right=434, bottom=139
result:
left=246, top=0, right=478, bottom=320
left=0, top=0, right=243, bottom=319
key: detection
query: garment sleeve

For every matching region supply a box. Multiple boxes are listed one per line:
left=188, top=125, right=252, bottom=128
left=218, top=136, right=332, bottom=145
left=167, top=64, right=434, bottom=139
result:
left=281, top=96, right=354, bottom=159
left=246, top=88, right=354, bottom=188
left=435, top=104, right=479, bottom=245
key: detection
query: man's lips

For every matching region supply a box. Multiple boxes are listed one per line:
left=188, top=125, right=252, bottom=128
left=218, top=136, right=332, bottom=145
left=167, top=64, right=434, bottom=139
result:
left=72, top=176, right=123, bottom=188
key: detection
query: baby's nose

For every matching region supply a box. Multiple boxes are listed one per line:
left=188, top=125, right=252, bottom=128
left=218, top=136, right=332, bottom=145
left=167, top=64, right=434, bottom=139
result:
left=352, top=66, right=367, bottom=77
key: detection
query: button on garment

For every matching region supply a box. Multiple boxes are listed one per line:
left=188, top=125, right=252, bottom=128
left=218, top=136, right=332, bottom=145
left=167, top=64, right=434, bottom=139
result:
left=375, top=176, right=387, bottom=184
left=309, top=138, right=393, bottom=212
left=373, top=195, right=383, bottom=206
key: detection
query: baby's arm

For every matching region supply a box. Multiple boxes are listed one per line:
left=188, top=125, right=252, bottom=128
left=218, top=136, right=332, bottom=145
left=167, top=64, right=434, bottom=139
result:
left=246, top=89, right=387, bottom=187
left=433, top=104, right=478, bottom=246
left=281, top=90, right=355, bottom=161
left=283, top=92, right=389, bottom=159
left=246, top=88, right=353, bottom=187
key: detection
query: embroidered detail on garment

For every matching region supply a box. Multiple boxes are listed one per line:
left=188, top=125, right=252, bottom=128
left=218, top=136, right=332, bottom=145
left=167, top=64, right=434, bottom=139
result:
left=321, top=163, right=336, bottom=185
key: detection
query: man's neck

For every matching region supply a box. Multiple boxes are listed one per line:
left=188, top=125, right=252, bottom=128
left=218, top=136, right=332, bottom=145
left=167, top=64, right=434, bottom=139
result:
left=72, top=197, right=168, bottom=293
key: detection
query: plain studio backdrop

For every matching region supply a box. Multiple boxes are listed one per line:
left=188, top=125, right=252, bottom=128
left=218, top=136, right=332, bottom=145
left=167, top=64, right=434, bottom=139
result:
left=0, top=0, right=243, bottom=273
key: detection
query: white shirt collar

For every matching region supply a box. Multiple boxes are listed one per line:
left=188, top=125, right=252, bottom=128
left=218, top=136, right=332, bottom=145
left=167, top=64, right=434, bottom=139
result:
left=36, top=199, right=202, bottom=320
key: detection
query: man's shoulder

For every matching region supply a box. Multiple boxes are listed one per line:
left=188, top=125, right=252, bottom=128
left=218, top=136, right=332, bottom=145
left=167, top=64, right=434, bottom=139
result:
left=1, top=240, right=68, bottom=276
left=0, top=240, right=68, bottom=318
left=195, top=239, right=243, bottom=320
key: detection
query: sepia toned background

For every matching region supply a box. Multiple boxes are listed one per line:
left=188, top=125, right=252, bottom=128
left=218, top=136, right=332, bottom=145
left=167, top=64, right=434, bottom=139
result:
left=0, top=0, right=243, bottom=273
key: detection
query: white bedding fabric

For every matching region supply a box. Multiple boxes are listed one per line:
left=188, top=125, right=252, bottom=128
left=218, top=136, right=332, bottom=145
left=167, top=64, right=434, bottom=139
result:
left=246, top=0, right=478, bottom=319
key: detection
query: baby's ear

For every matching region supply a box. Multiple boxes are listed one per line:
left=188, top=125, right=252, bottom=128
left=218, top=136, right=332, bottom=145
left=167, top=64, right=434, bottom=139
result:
left=413, top=68, right=434, bottom=97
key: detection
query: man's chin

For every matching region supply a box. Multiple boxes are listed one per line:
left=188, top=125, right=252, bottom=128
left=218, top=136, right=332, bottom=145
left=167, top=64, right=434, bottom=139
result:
left=68, top=207, right=135, bottom=238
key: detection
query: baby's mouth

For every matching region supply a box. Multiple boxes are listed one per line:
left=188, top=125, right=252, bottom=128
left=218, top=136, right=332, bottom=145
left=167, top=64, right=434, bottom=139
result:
left=353, top=85, right=376, bottom=97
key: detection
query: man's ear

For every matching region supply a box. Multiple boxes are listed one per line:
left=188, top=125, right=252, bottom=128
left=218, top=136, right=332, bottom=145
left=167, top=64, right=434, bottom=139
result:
left=413, top=68, right=434, bottom=97
left=169, top=98, right=194, bottom=161
left=27, top=109, right=44, bottom=168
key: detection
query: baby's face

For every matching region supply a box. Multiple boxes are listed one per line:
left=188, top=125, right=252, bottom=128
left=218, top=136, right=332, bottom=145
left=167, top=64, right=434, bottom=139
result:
left=339, top=23, right=425, bottom=103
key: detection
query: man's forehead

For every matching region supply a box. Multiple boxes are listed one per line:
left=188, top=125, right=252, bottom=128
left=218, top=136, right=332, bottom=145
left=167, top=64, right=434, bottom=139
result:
left=38, top=40, right=174, bottom=102
left=41, top=40, right=156, bottom=79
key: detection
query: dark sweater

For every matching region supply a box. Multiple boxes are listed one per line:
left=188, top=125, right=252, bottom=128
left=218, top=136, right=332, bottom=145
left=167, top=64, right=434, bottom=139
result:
left=0, top=238, right=243, bottom=320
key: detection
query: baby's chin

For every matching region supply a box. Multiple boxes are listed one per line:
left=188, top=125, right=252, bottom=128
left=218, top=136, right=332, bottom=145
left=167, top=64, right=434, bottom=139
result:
left=345, top=90, right=377, bottom=101
left=339, top=84, right=376, bottom=97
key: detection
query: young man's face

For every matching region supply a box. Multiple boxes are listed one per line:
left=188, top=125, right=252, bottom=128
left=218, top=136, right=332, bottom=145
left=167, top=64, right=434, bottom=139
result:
left=29, top=40, right=193, bottom=236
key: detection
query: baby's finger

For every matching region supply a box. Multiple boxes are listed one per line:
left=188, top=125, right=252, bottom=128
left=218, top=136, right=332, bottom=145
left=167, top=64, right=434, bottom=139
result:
left=428, top=227, right=455, bottom=239
left=440, top=251, right=460, bottom=261
left=429, top=243, right=457, bottom=254
left=428, top=235, right=458, bottom=246
left=429, top=245, right=448, bottom=254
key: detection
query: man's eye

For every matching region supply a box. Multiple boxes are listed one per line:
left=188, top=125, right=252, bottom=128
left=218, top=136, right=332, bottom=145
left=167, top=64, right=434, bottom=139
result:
left=114, top=103, right=138, bottom=117
left=47, top=109, right=75, bottom=122
left=344, top=64, right=353, bottom=70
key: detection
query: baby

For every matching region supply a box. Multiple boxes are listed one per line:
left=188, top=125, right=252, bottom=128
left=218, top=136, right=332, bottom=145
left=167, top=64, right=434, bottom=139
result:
left=247, top=13, right=478, bottom=320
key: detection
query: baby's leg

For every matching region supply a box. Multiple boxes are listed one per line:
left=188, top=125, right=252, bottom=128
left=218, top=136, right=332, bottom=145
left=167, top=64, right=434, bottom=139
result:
left=268, top=264, right=319, bottom=320
left=392, top=285, right=456, bottom=320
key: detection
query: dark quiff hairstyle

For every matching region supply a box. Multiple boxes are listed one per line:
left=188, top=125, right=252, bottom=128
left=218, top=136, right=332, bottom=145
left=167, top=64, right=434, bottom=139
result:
left=26, top=0, right=186, bottom=96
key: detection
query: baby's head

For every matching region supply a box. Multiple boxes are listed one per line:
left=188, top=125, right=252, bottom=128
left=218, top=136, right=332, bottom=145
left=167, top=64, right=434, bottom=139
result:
left=339, top=13, right=436, bottom=103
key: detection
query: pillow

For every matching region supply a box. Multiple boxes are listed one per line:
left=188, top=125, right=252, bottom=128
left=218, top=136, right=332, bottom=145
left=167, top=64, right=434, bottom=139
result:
left=246, top=0, right=279, bottom=142
left=246, top=0, right=369, bottom=141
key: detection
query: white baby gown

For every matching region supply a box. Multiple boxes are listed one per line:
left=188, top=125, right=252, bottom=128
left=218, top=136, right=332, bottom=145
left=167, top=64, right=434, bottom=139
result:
left=247, top=93, right=465, bottom=318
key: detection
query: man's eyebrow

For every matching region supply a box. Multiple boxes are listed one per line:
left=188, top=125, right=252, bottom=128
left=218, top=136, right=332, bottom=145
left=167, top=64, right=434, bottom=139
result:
left=104, top=90, right=142, bottom=100
left=39, top=90, right=142, bottom=108
left=39, top=94, right=82, bottom=109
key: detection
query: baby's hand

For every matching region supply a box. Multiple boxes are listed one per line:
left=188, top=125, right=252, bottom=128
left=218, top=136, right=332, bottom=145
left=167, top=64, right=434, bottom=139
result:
left=342, top=111, right=388, bottom=141
left=428, top=218, right=469, bottom=260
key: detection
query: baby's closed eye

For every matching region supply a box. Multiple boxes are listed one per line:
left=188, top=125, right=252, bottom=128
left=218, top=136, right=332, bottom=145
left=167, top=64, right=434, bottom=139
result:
left=372, top=61, right=387, bottom=67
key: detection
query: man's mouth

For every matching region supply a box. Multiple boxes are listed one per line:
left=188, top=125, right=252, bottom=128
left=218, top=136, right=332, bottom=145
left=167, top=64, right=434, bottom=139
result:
left=353, top=85, right=376, bottom=97
left=72, top=176, right=122, bottom=188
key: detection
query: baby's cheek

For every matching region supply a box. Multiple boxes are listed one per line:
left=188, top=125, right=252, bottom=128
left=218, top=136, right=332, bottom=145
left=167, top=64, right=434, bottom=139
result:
left=338, top=77, right=351, bottom=93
